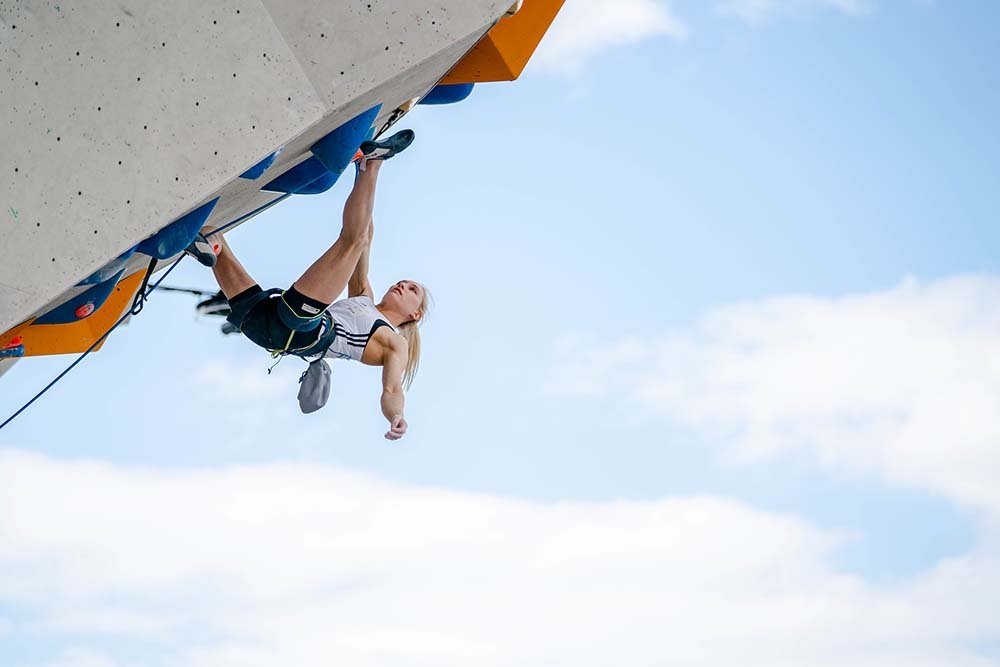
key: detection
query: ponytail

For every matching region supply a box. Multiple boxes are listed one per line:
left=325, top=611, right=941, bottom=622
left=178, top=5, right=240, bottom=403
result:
left=396, top=284, right=432, bottom=390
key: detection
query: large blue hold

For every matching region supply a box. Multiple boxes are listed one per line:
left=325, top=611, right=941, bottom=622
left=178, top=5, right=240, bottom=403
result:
left=262, top=104, right=382, bottom=195
left=293, top=170, right=341, bottom=195
left=262, top=155, right=332, bottom=194
left=137, top=198, right=220, bottom=260
left=419, top=83, right=475, bottom=105
left=311, top=104, right=382, bottom=174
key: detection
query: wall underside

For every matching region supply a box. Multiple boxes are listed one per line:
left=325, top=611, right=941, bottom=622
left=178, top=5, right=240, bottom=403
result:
left=0, top=0, right=511, bottom=333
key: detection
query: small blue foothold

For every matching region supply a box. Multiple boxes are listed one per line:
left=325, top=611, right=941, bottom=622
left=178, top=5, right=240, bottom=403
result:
left=0, top=344, right=24, bottom=359
left=0, top=344, right=25, bottom=359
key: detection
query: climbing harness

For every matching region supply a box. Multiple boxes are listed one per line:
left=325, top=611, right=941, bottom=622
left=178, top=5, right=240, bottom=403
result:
left=266, top=309, right=337, bottom=361
left=248, top=294, right=336, bottom=413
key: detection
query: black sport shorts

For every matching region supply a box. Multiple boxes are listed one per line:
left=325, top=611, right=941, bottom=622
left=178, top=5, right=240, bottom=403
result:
left=226, top=285, right=327, bottom=354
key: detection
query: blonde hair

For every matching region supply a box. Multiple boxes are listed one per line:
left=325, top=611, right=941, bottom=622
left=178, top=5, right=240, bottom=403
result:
left=397, top=283, right=432, bottom=390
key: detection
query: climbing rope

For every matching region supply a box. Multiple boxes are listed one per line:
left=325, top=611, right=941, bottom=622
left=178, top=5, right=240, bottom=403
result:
left=0, top=255, right=185, bottom=433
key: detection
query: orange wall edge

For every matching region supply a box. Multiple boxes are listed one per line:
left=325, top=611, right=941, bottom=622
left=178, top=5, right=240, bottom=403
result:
left=440, top=0, right=565, bottom=84
left=1, top=271, right=146, bottom=357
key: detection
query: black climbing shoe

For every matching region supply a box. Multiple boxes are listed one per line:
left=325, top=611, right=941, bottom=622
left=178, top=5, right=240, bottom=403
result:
left=357, top=129, right=415, bottom=170
left=196, top=290, right=230, bottom=317
left=184, top=232, right=219, bottom=268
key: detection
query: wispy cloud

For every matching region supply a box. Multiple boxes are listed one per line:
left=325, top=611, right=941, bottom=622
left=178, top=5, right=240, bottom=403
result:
left=529, top=0, right=877, bottom=76
left=0, top=448, right=998, bottom=666
left=715, top=0, right=875, bottom=24
left=531, top=0, right=688, bottom=75
left=547, top=275, right=1000, bottom=515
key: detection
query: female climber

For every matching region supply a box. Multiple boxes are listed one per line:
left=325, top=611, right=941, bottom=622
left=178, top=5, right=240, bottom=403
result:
left=195, top=130, right=429, bottom=441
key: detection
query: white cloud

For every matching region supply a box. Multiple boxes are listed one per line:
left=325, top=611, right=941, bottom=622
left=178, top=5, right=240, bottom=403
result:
left=716, top=0, right=875, bottom=24
left=547, top=275, right=1000, bottom=515
left=531, top=0, right=688, bottom=75
left=544, top=333, right=648, bottom=396
left=0, top=449, right=998, bottom=666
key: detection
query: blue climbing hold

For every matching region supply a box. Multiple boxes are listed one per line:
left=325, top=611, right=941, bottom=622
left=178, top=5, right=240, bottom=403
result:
left=77, top=245, right=138, bottom=286
left=262, top=156, right=331, bottom=194
left=240, top=150, right=281, bottom=180
left=262, top=104, right=382, bottom=195
left=137, top=198, right=219, bottom=260
left=0, top=344, right=24, bottom=359
left=35, top=268, right=127, bottom=325
left=419, top=83, right=474, bottom=105
left=294, top=170, right=341, bottom=195
left=311, top=104, right=382, bottom=175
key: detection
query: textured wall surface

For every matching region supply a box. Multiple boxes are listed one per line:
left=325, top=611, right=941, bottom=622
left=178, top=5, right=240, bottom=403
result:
left=0, top=0, right=505, bottom=332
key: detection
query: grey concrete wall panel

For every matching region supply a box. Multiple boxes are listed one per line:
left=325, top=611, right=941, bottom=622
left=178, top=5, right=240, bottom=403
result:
left=0, top=1, right=507, bottom=333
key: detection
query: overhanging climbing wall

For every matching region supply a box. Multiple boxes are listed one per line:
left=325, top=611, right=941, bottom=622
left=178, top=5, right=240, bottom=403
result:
left=0, top=0, right=547, bottom=336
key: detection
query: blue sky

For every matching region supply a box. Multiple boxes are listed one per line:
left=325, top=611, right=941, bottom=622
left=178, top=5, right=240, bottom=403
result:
left=3, top=2, right=1000, bottom=666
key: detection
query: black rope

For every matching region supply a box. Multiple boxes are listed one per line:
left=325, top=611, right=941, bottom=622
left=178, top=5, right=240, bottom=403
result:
left=0, top=256, right=185, bottom=433
left=156, top=285, right=217, bottom=297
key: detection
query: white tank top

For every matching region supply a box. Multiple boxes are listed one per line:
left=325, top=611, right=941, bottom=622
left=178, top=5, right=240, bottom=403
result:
left=323, top=296, right=396, bottom=362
